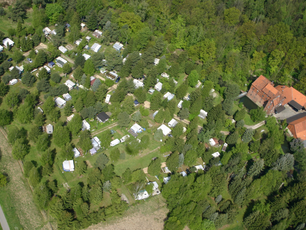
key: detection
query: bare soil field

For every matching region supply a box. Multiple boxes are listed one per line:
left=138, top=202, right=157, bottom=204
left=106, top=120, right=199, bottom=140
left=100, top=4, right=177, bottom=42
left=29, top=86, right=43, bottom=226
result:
left=0, top=129, right=47, bottom=230
left=87, top=196, right=168, bottom=230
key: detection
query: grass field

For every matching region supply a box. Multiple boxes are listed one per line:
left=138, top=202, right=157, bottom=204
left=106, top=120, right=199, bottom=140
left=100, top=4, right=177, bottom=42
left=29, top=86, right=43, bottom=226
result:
left=0, top=129, right=46, bottom=230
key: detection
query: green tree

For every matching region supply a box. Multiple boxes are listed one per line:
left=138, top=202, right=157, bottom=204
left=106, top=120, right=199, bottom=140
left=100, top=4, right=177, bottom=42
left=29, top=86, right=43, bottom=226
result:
left=36, top=134, right=50, bottom=152
left=154, top=109, right=164, bottom=123
left=78, top=130, right=92, bottom=152
left=95, top=153, right=109, bottom=170
left=188, top=70, right=199, bottom=87
left=0, top=82, right=9, bottom=96
left=250, top=107, right=266, bottom=122
left=0, top=109, right=13, bottom=126
left=234, top=108, right=246, bottom=121
left=5, top=91, right=20, bottom=108
left=74, top=97, right=84, bottom=112
left=110, top=148, right=120, bottom=162
left=76, top=160, right=87, bottom=175
left=16, top=103, right=34, bottom=124
left=37, top=78, right=50, bottom=92
left=178, top=108, right=189, bottom=120
left=118, top=112, right=130, bottom=127
left=34, top=113, right=45, bottom=126
left=132, top=111, right=141, bottom=122
left=166, top=153, right=179, bottom=172
left=224, top=7, right=241, bottom=26
left=63, top=63, right=72, bottom=74
left=22, top=72, right=36, bottom=87
left=68, top=114, right=82, bottom=136
left=23, top=161, right=34, bottom=178
left=0, top=174, right=7, bottom=187
left=148, top=157, right=161, bottom=175
left=83, top=59, right=95, bottom=76
left=29, top=167, right=41, bottom=187
left=226, top=131, right=239, bottom=145
left=53, top=125, right=70, bottom=147
left=242, top=129, right=254, bottom=143
left=12, top=138, right=29, bottom=160
left=87, top=10, right=98, bottom=31
left=68, top=24, right=80, bottom=43
left=89, top=183, right=102, bottom=205
left=28, top=126, right=42, bottom=143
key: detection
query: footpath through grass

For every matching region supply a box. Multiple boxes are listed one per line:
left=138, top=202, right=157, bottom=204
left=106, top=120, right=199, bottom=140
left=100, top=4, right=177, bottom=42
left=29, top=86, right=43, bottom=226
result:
left=0, top=129, right=45, bottom=230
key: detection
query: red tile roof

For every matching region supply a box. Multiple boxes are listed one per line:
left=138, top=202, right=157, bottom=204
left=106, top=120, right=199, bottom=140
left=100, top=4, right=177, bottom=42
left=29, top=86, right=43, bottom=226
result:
left=275, top=85, right=306, bottom=108
left=288, top=116, right=306, bottom=140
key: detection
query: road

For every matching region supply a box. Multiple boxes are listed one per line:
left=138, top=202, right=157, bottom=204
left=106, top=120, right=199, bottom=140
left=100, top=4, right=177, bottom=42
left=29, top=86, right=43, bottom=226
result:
left=92, top=122, right=118, bottom=136
left=0, top=205, right=9, bottom=230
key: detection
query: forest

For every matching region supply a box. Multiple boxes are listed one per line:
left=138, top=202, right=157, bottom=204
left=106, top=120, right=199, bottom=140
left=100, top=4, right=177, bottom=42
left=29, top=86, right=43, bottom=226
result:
left=0, top=0, right=305, bottom=229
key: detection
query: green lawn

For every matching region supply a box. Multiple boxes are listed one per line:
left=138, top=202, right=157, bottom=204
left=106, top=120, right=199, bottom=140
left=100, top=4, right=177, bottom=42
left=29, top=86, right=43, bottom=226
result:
left=244, top=114, right=257, bottom=126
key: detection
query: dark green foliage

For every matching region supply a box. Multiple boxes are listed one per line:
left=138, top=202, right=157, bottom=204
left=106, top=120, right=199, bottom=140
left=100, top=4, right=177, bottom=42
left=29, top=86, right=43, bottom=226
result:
left=22, top=72, right=36, bottom=87
left=226, top=131, right=239, bottom=145
left=148, top=157, right=161, bottom=176
left=117, top=112, right=130, bottom=127
left=0, top=109, right=13, bottom=126
left=78, top=131, right=92, bottom=153
left=250, top=107, right=266, bottom=122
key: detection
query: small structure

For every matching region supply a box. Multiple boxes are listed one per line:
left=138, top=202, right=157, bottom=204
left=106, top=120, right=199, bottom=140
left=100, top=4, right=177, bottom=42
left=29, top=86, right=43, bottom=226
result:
left=85, top=36, right=91, bottom=42
left=194, top=165, right=205, bottom=172
left=162, top=166, right=171, bottom=174
left=120, top=135, right=130, bottom=143
left=54, top=97, right=66, bottom=108
left=161, top=72, right=169, bottom=79
left=82, top=53, right=91, bottom=60
left=148, top=181, right=160, bottom=196
left=84, top=45, right=89, bottom=50
left=90, top=148, right=97, bottom=155
left=9, top=79, right=18, bottom=85
left=64, top=80, right=75, bottom=91
left=67, top=114, right=74, bottom=122
left=0, top=45, right=3, bottom=52
left=113, top=42, right=124, bottom=51
left=222, top=143, right=228, bottom=152
left=91, top=43, right=102, bottom=53
left=198, top=109, right=208, bottom=119
left=80, top=23, right=86, bottom=29
left=157, top=124, right=171, bottom=136
left=82, top=120, right=90, bottom=131
left=209, top=138, right=216, bottom=146
left=163, top=176, right=171, bottom=184
left=43, top=27, right=52, bottom=35
left=168, top=119, right=178, bottom=128
left=130, top=123, right=144, bottom=134
left=134, top=100, right=139, bottom=106
left=184, top=94, right=190, bottom=101
left=96, top=112, right=110, bottom=123
left=46, top=124, right=53, bottom=134
left=195, top=80, right=202, bottom=88
left=154, top=58, right=160, bottom=66
left=163, top=92, right=175, bottom=101
left=37, top=107, right=44, bottom=113
left=177, top=100, right=183, bottom=109
left=91, top=137, right=101, bottom=150
left=153, top=110, right=159, bottom=118
left=75, top=39, right=82, bottom=46
left=48, top=62, right=55, bottom=68
left=63, top=160, right=74, bottom=172
left=63, top=93, right=72, bottom=101
left=2, top=38, right=14, bottom=48
left=58, top=46, right=68, bottom=53
left=92, top=30, right=102, bottom=38
left=105, top=94, right=111, bottom=104
left=51, top=29, right=57, bottom=35
left=180, top=171, right=187, bottom=177
left=134, top=190, right=149, bottom=200
left=73, top=148, right=81, bottom=158
left=148, top=88, right=155, bottom=94
left=106, top=71, right=119, bottom=81
left=133, top=79, right=144, bottom=89
left=55, top=57, right=68, bottom=68
left=212, top=152, right=220, bottom=158
left=110, top=139, right=120, bottom=147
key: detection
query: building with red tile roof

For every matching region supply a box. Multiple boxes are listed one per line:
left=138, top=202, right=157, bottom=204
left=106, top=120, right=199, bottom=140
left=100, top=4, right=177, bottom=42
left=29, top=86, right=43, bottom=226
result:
left=288, top=116, right=306, bottom=141
left=247, top=75, right=306, bottom=115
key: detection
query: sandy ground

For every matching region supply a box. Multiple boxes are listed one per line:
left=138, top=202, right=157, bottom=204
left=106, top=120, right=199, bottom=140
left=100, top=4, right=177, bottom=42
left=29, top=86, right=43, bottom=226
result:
left=87, top=196, right=168, bottom=230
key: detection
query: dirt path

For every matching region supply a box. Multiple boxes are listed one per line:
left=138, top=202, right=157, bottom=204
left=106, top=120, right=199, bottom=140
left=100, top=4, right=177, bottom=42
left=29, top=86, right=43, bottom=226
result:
left=92, top=122, right=118, bottom=136
left=244, top=120, right=265, bottom=129
left=23, top=43, right=48, bottom=56
left=0, top=128, right=50, bottom=230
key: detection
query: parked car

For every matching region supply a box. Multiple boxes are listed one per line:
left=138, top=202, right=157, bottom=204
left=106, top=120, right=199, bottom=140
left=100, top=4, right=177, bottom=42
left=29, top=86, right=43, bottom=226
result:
left=7, top=58, right=12, bottom=62
left=115, top=77, right=121, bottom=83
left=27, top=58, right=32, bottom=63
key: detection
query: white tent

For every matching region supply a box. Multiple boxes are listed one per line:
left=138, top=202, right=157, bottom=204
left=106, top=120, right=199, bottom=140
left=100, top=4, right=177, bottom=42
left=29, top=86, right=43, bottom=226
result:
left=91, top=43, right=102, bottom=53
left=177, top=100, right=183, bottom=108
left=163, top=176, right=171, bottom=184
left=161, top=72, right=169, bottom=79
left=110, top=139, right=120, bottom=147
left=198, top=109, right=208, bottom=119
left=130, top=123, right=143, bottom=133
left=9, top=79, right=18, bottom=85
left=154, top=82, right=163, bottom=91
left=54, top=97, right=66, bottom=108
left=2, top=38, right=14, bottom=48
left=73, top=148, right=81, bottom=158
left=120, top=135, right=130, bottom=143
left=154, top=58, right=160, bottom=66
left=212, top=152, right=220, bottom=158
left=46, top=124, right=53, bottom=134
left=82, top=53, right=91, bottom=60
left=64, top=80, right=75, bottom=90
left=58, top=46, right=68, bottom=53
left=209, top=138, right=216, bottom=146
left=134, top=190, right=149, bottom=200
left=63, top=160, right=74, bottom=172
left=82, top=120, right=90, bottom=131
left=168, top=119, right=178, bottom=128
left=157, top=124, right=171, bottom=136
left=105, top=94, right=111, bottom=104
left=133, top=79, right=144, bottom=88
